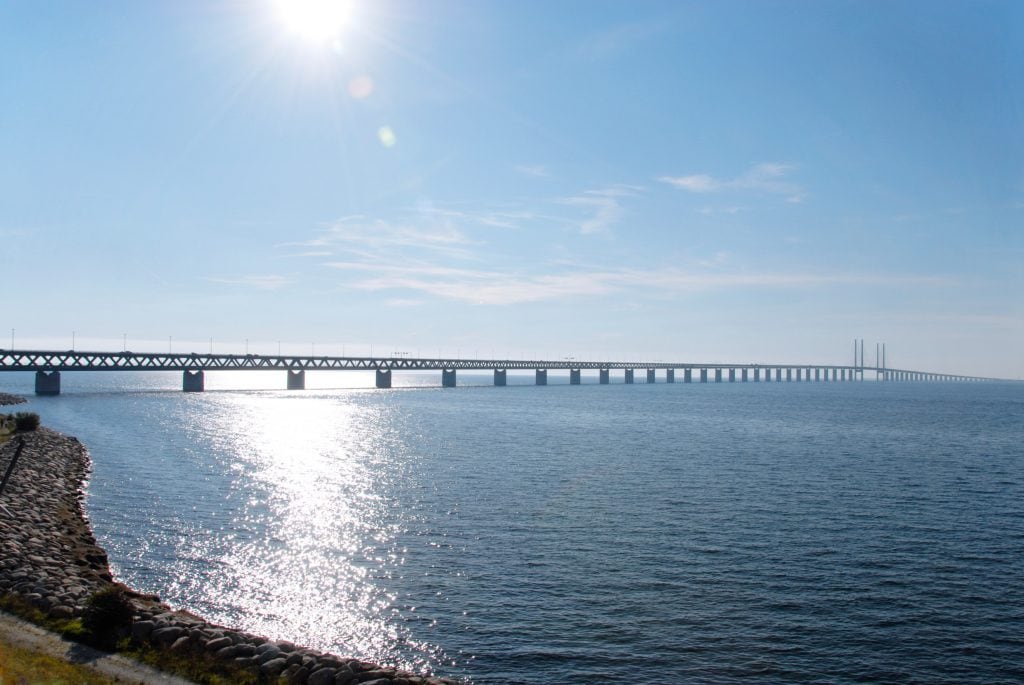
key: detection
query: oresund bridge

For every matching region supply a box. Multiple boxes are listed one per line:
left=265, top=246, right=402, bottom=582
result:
left=0, top=347, right=1003, bottom=395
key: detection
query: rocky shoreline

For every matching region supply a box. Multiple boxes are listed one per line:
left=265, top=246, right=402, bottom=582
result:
left=0, top=392, right=27, bottom=406
left=0, top=429, right=461, bottom=685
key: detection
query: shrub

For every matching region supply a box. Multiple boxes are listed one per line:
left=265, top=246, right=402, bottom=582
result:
left=13, top=412, right=40, bottom=432
left=82, top=586, right=135, bottom=649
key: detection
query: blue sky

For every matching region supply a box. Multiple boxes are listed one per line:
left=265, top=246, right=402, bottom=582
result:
left=2, top=1, right=1022, bottom=376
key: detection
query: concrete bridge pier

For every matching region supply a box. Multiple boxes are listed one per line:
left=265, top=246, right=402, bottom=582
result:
left=183, top=369, right=205, bottom=392
left=646, top=368, right=656, bottom=383
left=700, top=368, right=708, bottom=383
left=741, top=368, right=748, bottom=382
left=684, top=369, right=692, bottom=383
left=729, top=368, right=736, bottom=382
left=442, top=369, right=457, bottom=388
left=494, top=369, right=507, bottom=386
left=786, top=368, right=792, bottom=382
left=795, top=368, right=802, bottom=382
left=715, top=368, right=722, bottom=383
left=753, top=368, right=760, bottom=382
left=775, top=368, right=783, bottom=382
left=375, top=369, right=392, bottom=388
left=34, top=370, right=61, bottom=395
left=536, top=369, right=547, bottom=386
left=287, top=369, right=305, bottom=390
left=570, top=369, right=581, bottom=385
left=666, top=369, right=675, bottom=383
left=625, top=369, right=634, bottom=384
left=764, top=369, right=772, bottom=382
left=599, top=369, right=610, bottom=384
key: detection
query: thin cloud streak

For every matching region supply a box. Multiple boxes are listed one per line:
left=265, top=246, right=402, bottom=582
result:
left=660, top=163, right=806, bottom=203
left=205, top=274, right=289, bottom=290
left=325, top=260, right=952, bottom=306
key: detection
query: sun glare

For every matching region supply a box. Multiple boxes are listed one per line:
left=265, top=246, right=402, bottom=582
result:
left=276, top=0, right=352, bottom=42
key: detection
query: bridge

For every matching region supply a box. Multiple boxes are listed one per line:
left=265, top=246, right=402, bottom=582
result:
left=0, top=348, right=1003, bottom=395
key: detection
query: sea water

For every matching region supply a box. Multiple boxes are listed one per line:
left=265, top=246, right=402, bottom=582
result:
left=4, top=371, right=1023, bottom=683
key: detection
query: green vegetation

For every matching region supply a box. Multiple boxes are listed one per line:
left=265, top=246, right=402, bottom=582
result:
left=13, top=412, right=39, bottom=432
left=0, top=634, right=117, bottom=685
left=2, top=593, right=261, bottom=685
left=81, top=587, right=134, bottom=650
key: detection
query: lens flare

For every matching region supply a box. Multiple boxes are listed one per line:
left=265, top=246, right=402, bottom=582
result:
left=349, top=76, right=374, bottom=99
left=378, top=126, right=397, bottom=148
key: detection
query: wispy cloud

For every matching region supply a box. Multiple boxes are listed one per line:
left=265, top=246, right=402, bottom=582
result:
left=558, top=185, right=642, bottom=235
left=324, top=259, right=951, bottom=306
left=515, top=164, right=549, bottom=178
left=206, top=274, right=289, bottom=290
left=286, top=215, right=476, bottom=259
left=660, top=163, right=806, bottom=203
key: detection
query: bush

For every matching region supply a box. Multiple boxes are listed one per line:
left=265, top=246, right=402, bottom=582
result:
left=82, top=586, right=135, bottom=649
left=13, top=412, right=40, bottom=432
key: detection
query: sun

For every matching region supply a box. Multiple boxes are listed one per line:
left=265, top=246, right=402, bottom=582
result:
left=276, top=0, right=352, bottom=42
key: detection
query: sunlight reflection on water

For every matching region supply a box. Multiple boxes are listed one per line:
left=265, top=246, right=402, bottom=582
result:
left=156, top=391, right=446, bottom=672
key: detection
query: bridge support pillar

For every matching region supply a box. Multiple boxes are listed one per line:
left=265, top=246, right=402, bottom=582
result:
left=494, top=369, right=507, bottom=386
left=570, top=369, right=581, bottom=385
left=832, top=369, right=838, bottom=381
left=715, top=368, right=722, bottom=383
left=34, top=370, right=61, bottom=395
left=684, top=369, right=692, bottom=383
left=666, top=369, right=675, bottom=383
left=700, top=368, right=708, bottom=383
left=536, top=369, right=547, bottom=386
left=795, top=368, right=802, bottom=382
left=741, top=368, right=748, bottom=382
left=624, top=369, right=634, bottom=384
left=729, top=368, right=736, bottom=382
left=646, top=368, right=656, bottom=384
left=442, top=369, right=457, bottom=388
left=786, top=368, right=792, bottom=382
left=183, top=369, right=205, bottom=392
left=775, top=368, right=782, bottom=382
left=375, top=369, right=392, bottom=388
left=753, top=368, right=760, bottom=382
left=764, top=369, right=771, bottom=382
left=599, top=369, right=609, bottom=384
left=287, top=369, right=305, bottom=390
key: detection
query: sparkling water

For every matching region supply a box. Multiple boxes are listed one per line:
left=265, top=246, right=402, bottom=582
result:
left=5, top=371, right=1023, bottom=683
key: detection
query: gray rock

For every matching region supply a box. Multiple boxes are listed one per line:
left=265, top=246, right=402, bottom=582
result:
left=152, top=625, right=186, bottom=645
left=259, top=646, right=283, bottom=663
left=359, top=679, right=393, bottom=685
left=170, top=635, right=192, bottom=652
left=131, top=620, right=156, bottom=641
left=206, top=636, right=232, bottom=652
left=48, top=605, right=74, bottom=619
left=308, top=667, right=337, bottom=685
left=260, top=657, right=289, bottom=677
left=215, top=644, right=239, bottom=659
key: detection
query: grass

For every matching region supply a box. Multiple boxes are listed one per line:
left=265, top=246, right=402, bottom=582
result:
left=0, top=633, right=117, bottom=685
left=1, top=594, right=260, bottom=685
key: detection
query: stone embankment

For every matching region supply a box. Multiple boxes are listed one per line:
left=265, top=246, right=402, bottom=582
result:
left=0, top=392, right=27, bottom=406
left=0, top=429, right=461, bottom=685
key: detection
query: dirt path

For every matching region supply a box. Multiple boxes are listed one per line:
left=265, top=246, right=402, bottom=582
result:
left=0, top=610, right=194, bottom=684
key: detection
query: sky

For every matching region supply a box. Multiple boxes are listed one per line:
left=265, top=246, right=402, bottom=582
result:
left=2, top=0, right=1022, bottom=376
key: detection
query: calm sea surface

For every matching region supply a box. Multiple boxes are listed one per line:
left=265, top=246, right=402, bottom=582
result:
left=5, top=371, right=1024, bottom=683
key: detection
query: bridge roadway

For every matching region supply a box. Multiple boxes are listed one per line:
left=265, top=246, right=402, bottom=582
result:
left=0, top=349, right=1001, bottom=395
